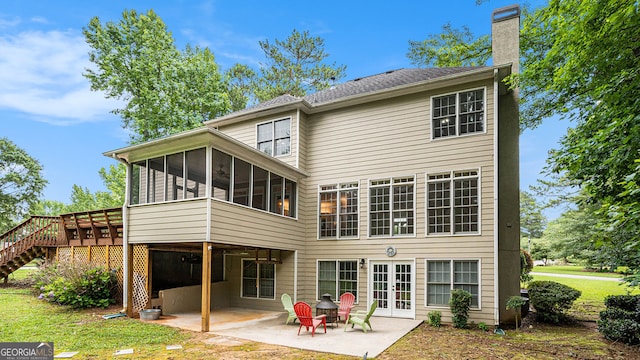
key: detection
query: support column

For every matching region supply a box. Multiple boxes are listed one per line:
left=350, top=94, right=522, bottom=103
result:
left=201, top=242, right=212, bottom=332
left=126, top=244, right=134, bottom=317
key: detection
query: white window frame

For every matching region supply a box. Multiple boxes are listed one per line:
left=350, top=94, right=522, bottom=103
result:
left=316, top=259, right=359, bottom=302
left=318, top=182, right=359, bottom=239
left=425, top=259, right=482, bottom=309
left=430, top=87, right=486, bottom=140
left=368, top=176, right=416, bottom=238
left=241, top=259, right=276, bottom=300
left=256, top=117, right=291, bottom=157
left=426, top=169, right=481, bottom=236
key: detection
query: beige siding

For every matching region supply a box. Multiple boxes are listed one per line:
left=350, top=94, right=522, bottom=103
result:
left=210, top=200, right=304, bottom=250
left=217, top=110, right=299, bottom=168
left=300, top=80, right=498, bottom=322
left=224, top=250, right=298, bottom=311
left=128, top=200, right=208, bottom=243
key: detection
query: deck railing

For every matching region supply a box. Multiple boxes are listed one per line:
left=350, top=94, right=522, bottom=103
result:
left=0, top=208, right=124, bottom=272
left=0, top=216, right=60, bottom=269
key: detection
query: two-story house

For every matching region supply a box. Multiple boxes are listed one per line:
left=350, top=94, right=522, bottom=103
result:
left=105, top=5, right=521, bottom=331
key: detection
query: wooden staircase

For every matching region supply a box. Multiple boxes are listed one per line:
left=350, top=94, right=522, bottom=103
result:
left=0, top=208, right=124, bottom=281
left=0, top=216, right=60, bottom=280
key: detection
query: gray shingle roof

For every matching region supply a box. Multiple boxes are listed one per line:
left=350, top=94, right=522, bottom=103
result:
left=218, top=67, right=486, bottom=120
left=304, top=67, right=485, bottom=104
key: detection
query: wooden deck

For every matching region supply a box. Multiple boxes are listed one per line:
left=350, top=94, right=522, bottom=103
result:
left=0, top=208, right=123, bottom=279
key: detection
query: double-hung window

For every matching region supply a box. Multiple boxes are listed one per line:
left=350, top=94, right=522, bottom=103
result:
left=426, top=260, right=479, bottom=308
left=257, top=118, right=291, bottom=156
left=317, top=260, right=358, bottom=300
left=242, top=260, right=275, bottom=299
left=319, top=183, right=359, bottom=238
left=369, top=177, right=415, bottom=237
left=427, top=170, right=479, bottom=235
left=432, top=88, right=485, bottom=139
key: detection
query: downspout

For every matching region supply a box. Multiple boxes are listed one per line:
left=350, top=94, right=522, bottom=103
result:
left=296, top=108, right=301, bottom=169
left=492, top=69, right=500, bottom=325
left=112, top=153, right=130, bottom=311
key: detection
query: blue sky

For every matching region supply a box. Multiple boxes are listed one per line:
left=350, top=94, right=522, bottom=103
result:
left=0, top=0, right=565, bottom=218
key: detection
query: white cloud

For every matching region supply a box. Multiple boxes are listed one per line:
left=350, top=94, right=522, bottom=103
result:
left=0, top=29, right=120, bottom=125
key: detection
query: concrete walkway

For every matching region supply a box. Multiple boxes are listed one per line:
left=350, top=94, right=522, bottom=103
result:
left=531, top=272, right=623, bottom=282
left=155, top=308, right=423, bottom=358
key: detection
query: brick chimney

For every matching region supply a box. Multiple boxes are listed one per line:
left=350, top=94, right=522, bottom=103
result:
left=492, top=5, right=520, bottom=73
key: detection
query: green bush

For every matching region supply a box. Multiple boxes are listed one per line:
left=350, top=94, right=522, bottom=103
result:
left=31, top=262, right=117, bottom=309
left=603, top=294, right=640, bottom=311
left=478, top=322, right=489, bottom=331
left=598, top=294, right=640, bottom=345
left=528, top=280, right=581, bottom=324
left=449, top=289, right=472, bottom=329
left=427, top=310, right=441, bottom=327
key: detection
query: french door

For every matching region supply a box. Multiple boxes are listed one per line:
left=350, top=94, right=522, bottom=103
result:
left=370, top=260, right=415, bottom=318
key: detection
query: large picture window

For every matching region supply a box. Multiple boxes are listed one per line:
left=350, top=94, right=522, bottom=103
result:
left=427, top=170, right=479, bottom=235
left=317, top=260, right=358, bottom=300
left=257, top=118, right=291, bottom=156
left=432, top=88, right=485, bottom=139
left=369, top=177, right=415, bottom=237
left=242, top=260, right=275, bottom=299
left=319, top=183, right=358, bottom=238
left=426, top=260, right=479, bottom=308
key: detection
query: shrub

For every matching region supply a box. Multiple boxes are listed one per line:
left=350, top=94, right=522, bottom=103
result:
left=598, top=294, right=640, bottom=345
left=427, top=310, right=441, bottom=327
left=478, top=322, right=489, bottom=331
left=31, top=262, right=117, bottom=309
left=506, top=295, right=528, bottom=329
left=603, top=294, right=640, bottom=311
left=520, top=248, right=534, bottom=284
left=528, top=280, right=581, bottom=324
left=449, top=289, right=472, bottom=329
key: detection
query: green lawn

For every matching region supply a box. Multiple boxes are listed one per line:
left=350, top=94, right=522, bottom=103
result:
left=532, top=265, right=623, bottom=279
left=530, top=274, right=638, bottom=321
left=0, top=289, right=189, bottom=358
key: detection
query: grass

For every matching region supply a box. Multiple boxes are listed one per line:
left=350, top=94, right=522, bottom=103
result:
left=0, top=289, right=189, bottom=358
left=532, top=265, right=623, bottom=279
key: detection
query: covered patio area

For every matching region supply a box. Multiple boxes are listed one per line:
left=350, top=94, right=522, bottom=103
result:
left=153, top=308, right=423, bottom=358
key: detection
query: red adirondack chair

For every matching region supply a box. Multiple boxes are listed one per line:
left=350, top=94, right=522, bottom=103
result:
left=293, top=301, right=327, bottom=336
left=337, top=292, right=355, bottom=324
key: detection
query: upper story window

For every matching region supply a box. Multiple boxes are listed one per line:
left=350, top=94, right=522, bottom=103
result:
left=369, top=176, right=415, bottom=237
left=130, top=148, right=206, bottom=205
left=211, top=148, right=296, bottom=218
left=432, top=88, right=485, bottom=139
left=427, top=170, right=479, bottom=235
left=257, top=118, right=291, bottom=157
left=319, top=183, right=359, bottom=239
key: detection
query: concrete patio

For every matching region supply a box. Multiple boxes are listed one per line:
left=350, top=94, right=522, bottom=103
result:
left=153, top=308, right=423, bottom=358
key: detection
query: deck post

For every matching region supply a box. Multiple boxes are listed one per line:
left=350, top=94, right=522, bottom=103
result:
left=126, top=244, right=134, bottom=317
left=201, top=242, right=212, bottom=332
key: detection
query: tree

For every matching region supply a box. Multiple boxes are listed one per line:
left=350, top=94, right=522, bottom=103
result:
left=83, top=9, right=230, bottom=143
left=520, top=191, right=547, bottom=251
left=224, top=63, right=256, bottom=111
left=0, top=138, right=47, bottom=232
left=235, top=29, right=347, bottom=104
left=65, top=164, right=126, bottom=213
left=407, top=23, right=491, bottom=67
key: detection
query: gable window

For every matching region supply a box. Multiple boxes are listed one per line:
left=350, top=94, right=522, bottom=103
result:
left=319, top=183, right=359, bottom=238
left=369, top=177, right=415, bottom=237
left=427, top=170, right=479, bottom=235
left=317, top=260, right=358, bottom=300
left=426, top=260, right=479, bottom=308
left=242, top=260, right=275, bottom=299
left=432, top=88, right=485, bottom=139
left=257, top=118, right=291, bottom=156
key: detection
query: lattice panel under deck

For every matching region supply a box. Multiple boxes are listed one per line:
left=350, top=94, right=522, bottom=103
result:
left=74, top=246, right=89, bottom=264
left=57, top=247, right=71, bottom=263
left=109, top=246, right=124, bottom=301
left=90, top=246, right=107, bottom=268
